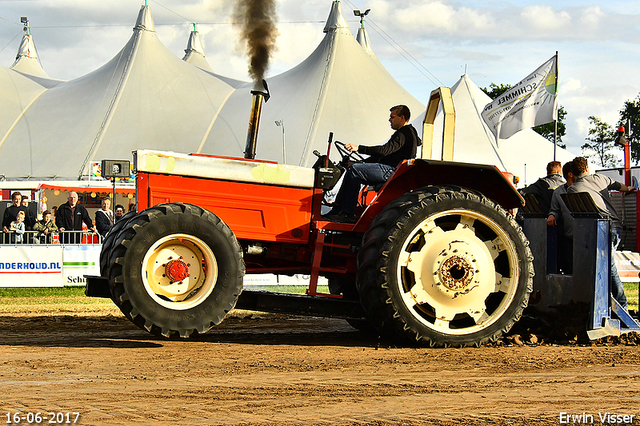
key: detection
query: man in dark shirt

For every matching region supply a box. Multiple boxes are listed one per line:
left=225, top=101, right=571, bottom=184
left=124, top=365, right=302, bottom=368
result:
left=567, top=156, right=635, bottom=310
left=20, top=194, right=36, bottom=231
left=2, top=192, right=27, bottom=243
left=325, top=105, right=421, bottom=222
left=56, top=191, right=95, bottom=244
left=521, top=161, right=565, bottom=214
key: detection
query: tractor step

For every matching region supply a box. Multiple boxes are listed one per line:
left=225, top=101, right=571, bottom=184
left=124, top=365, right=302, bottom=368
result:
left=236, top=289, right=366, bottom=320
left=85, top=275, right=111, bottom=299
left=85, top=275, right=367, bottom=320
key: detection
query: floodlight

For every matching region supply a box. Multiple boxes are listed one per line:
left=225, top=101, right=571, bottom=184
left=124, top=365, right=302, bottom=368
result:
left=101, top=160, right=131, bottom=178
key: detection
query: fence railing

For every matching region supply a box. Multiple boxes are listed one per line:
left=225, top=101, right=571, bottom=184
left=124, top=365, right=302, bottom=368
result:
left=0, top=230, right=102, bottom=245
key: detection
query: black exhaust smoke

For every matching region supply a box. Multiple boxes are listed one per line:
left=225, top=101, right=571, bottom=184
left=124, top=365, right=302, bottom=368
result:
left=233, top=0, right=278, bottom=83
left=233, top=0, right=278, bottom=159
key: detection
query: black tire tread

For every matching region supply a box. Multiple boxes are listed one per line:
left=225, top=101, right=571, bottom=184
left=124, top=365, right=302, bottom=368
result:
left=356, top=186, right=534, bottom=347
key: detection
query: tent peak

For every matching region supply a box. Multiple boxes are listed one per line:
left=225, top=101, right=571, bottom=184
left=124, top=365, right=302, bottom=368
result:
left=356, top=27, right=375, bottom=57
left=134, top=5, right=155, bottom=32
left=14, top=33, right=38, bottom=61
left=184, top=29, right=205, bottom=58
left=10, top=30, right=50, bottom=78
left=324, top=1, right=350, bottom=33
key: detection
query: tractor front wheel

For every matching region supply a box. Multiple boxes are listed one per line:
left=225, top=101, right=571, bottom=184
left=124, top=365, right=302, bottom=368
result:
left=104, top=203, right=245, bottom=338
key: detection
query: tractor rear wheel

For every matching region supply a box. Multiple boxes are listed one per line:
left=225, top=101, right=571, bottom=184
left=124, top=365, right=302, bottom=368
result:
left=357, top=186, right=533, bottom=347
left=104, top=203, right=245, bottom=338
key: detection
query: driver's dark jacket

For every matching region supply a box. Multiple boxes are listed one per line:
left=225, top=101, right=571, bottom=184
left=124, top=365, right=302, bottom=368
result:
left=357, top=124, right=421, bottom=168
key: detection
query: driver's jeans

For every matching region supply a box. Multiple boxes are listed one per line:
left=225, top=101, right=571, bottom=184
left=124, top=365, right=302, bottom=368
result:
left=334, top=162, right=395, bottom=215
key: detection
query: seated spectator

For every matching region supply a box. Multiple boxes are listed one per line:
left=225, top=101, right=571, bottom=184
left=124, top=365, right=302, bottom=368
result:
left=547, top=162, right=576, bottom=274
left=567, top=156, right=635, bottom=310
left=520, top=161, right=565, bottom=215
left=9, top=211, right=26, bottom=244
left=33, top=210, right=59, bottom=244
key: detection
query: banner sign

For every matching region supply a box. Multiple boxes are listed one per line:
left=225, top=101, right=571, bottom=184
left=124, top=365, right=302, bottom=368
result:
left=62, top=245, right=101, bottom=285
left=0, top=245, right=101, bottom=287
left=615, top=251, right=640, bottom=282
left=0, top=246, right=63, bottom=287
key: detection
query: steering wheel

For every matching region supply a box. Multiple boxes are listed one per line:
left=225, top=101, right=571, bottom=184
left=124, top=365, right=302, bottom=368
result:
left=334, top=140, right=366, bottom=164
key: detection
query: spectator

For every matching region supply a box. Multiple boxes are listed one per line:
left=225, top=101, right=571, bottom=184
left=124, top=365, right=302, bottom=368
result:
left=20, top=194, right=36, bottom=230
left=547, top=162, right=576, bottom=274
left=2, top=191, right=26, bottom=243
left=55, top=191, right=95, bottom=244
left=114, top=204, right=125, bottom=222
left=9, top=211, right=26, bottom=244
left=33, top=210, right=59, bottom=244
left=520, top=161, right=565, bottom=214
left=567, top=156, right=635, bottom=310
left=95, top=198, right=114, bottom=237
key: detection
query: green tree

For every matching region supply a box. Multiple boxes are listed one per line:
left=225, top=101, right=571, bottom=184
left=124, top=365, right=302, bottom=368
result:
left=582, top=116, right=620, bottom=167
left=482, top=83, right=511, bottom=99
left=617, top=94, right=640, bottom=164
left=481, top=83, right=567, bottom=147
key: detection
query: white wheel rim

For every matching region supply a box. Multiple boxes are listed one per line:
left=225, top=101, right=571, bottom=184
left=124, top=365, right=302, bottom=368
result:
left=395, top=209, right=520, bottom=335
left=141, top=233, right=218, bottom=310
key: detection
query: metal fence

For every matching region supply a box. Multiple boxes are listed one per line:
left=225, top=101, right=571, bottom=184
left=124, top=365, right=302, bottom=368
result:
left=0, top=230, right=102, bottom=245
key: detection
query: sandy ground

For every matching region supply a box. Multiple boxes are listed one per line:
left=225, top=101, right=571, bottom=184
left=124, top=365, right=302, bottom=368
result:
left=1, top=310, right=640, bottom=426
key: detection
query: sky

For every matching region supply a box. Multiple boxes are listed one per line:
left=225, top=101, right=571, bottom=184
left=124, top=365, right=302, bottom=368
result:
left=1, top=0, right=640, bottom=160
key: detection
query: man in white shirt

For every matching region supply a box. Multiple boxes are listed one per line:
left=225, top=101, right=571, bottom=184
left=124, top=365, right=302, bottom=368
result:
left=95, top=198, right=114, bottom=238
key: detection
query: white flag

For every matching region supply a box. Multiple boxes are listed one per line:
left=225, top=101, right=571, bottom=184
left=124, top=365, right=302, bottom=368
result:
left=481, top=55, right=557, bottom=140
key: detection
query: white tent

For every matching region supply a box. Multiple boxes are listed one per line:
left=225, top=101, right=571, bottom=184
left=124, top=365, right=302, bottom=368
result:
left=425, top=73, right=574, bottom=184
left=0, top=66, right=47, bottom=155
left=0, top=6, right=236, bottom=179
left=182, top=26, right=247, bottom=89
left=182, top=26, right=213, bottom=73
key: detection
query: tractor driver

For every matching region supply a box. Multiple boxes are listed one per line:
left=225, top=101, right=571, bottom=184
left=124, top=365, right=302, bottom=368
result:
left=324, top=105, right=421, bottom=223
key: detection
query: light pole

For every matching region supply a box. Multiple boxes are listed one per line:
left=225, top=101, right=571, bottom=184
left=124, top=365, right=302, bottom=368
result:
left=353, top=8, right=370, bottom=27
left=275, top=120, right=286, bottom=164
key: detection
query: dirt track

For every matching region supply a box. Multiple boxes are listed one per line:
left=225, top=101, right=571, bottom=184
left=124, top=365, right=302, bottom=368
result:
left=1, top=312, right=640, bottom=426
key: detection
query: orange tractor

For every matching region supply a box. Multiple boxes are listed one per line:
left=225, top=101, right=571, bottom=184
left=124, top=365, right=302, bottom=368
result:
left=87, top=88, right=534, bottom=347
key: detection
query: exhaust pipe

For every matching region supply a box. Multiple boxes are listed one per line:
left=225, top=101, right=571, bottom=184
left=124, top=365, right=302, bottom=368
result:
left=244, top=79, right=270, bottom=160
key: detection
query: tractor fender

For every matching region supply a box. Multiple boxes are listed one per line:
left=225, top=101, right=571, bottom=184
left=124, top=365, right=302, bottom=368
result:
left=354, top=159, right=523, bottom=233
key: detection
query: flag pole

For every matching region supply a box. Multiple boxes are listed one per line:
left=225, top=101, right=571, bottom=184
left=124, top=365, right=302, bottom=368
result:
left=553, top=51, right=559, bottom=160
